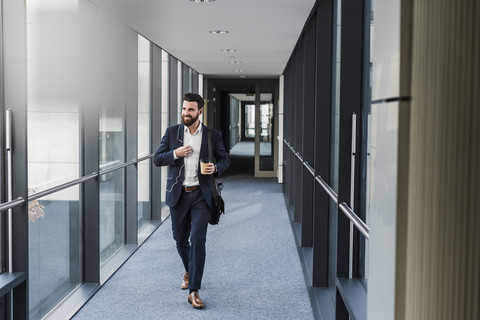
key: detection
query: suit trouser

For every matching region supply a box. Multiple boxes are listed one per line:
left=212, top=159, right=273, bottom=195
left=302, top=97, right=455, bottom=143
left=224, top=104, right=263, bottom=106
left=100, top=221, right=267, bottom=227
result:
left=170, top=188, right=210, bottom=291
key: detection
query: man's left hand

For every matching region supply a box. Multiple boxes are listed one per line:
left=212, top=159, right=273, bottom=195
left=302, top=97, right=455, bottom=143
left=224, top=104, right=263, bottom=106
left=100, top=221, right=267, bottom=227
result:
left=203, top=163, right=216, bottom=175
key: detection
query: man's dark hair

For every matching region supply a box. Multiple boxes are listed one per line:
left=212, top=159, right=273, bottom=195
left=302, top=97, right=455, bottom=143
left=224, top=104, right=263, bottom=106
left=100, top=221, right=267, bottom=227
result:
left=183, top=93, right=205, bottom=109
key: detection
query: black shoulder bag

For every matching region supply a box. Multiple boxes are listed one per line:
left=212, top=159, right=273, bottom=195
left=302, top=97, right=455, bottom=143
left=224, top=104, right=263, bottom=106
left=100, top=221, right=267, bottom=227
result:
left=208, top=130, right=225, bottom=225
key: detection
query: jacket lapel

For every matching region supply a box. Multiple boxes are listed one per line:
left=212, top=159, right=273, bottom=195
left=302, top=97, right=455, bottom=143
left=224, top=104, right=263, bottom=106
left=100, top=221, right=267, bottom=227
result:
left=175, top=124, right=185, bottom=149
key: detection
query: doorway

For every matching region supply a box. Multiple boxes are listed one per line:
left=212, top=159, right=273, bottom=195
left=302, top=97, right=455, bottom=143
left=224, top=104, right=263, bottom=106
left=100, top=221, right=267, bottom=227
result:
left=206, top=79, right=278, bottom=177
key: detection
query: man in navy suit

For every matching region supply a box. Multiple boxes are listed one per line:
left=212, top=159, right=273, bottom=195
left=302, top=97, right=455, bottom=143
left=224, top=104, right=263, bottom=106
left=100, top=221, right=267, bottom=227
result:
left=153, top=93, right=230, bottom=309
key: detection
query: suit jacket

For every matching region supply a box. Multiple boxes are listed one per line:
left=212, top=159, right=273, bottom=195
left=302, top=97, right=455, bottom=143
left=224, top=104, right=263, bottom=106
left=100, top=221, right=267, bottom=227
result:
left=153, top=124, right=230, bottom=208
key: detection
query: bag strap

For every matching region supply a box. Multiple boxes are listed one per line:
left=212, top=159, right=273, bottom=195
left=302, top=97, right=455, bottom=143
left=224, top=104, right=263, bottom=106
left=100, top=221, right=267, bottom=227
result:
left=208, top=130, right=215, bottom=189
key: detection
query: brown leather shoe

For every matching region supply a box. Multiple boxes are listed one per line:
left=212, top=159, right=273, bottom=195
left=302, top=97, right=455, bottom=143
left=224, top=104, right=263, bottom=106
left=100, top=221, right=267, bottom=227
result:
left=188, top=291, right=204, bottom=309
left=181, top=272, right=189, bottom=290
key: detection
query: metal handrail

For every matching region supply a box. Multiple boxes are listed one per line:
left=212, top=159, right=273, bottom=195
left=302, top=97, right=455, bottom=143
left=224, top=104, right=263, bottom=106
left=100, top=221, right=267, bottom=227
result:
left=295, top=152, right=303, bottom=162
left=137, top=153, right=155, bottom=163
left=8, top=156, right=149, bottom=205
left=315, top=175, right=338, bottom=204
left=283, top=139, right=369, bottom=240
left=28, top=172, right=98, bottom=201
left=304, top=162, right=315, bottom=176
left=99, top=159, right=137, bottom=175
left=99, top=160, right=120, bottom=170
left=0, top=198, right=25, bottom=213
left=339, top=202, right=370, bottom=239
left=4, top=156, right=145, bottom=208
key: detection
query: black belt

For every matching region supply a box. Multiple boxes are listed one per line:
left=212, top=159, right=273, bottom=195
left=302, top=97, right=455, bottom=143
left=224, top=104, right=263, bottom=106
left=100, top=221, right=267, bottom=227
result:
left=183, top=185, right=200, bottom=192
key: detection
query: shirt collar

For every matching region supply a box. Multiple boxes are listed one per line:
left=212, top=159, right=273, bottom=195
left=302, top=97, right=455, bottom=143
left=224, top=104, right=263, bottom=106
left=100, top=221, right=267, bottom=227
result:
left=184, top=123, right=203, bottom=135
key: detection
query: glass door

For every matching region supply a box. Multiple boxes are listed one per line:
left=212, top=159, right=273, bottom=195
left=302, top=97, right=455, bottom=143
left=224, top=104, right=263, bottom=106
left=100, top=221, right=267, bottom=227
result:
left=254, top=83, right=277, bottom=177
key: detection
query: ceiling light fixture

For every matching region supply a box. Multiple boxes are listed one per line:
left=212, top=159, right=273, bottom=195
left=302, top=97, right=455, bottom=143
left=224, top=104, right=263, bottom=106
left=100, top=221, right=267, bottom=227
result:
left=221, top=49, right=237, bottom=52
left=209, top=30, right=229, bottom=34
left=240, top=75, right=246, bottom=78
left=234, top=69, right=244, bottom=72
left=229, top=61, right=242, bottom=64
left=191, top=0, right=215, bottom=2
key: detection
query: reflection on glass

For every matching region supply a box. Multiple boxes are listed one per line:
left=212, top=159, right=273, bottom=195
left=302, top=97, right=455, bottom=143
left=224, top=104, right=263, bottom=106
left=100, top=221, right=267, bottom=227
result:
left=26, top=1, right=82, bottom=318
left=228, top=94, right=241, bottom=151
left=138, top=35, right=151, bottom=229
left=358, top=0, right=374, bottom=284
left=27, top=0, right=80, bottom=194
left=28, top=186, right=81, bottom=320
left=259, top=93, right=274, bottom=171
left=100, top=169, right=125, bottom=265
left=245, top=104, right=255, bottom=138
left=99, top=106, right=125, bottom=265
left=137, top=160, right=150, bottom=229
left=100, top=107, right=124, bottom=169
left=28, top=104, right=80, bottom=194
left=328, top=0, right=342, bottom=298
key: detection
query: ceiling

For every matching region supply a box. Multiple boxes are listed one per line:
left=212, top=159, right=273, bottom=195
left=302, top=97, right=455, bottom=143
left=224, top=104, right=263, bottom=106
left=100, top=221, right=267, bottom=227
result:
left=90, top=0, right=316, bottom=78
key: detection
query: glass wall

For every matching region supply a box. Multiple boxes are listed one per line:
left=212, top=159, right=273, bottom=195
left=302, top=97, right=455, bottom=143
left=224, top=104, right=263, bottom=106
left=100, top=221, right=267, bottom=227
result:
left=137, top=35, right=151, bottom=229
left=0, top=26, right=4, bottom=274
left=26, top=1, right=82, bottom=318
left=259, top=93, right=274, bottom=171
left=160, top=50, right=170, bottom=221
left=328, top=0, right=342, bottom=297
left=282, top=0, right=373, bottom=318
left=28, top=187, right=81, bottom=319
left=1, top=0, right=201, bottom=317
left=245, top=104, right=255, bottom=138
left=99, top=106, right=125, bottom=265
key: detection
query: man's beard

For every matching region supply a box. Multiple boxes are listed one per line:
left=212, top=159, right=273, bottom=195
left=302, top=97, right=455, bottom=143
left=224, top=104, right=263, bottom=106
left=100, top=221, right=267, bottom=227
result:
left=182, top=113, right=199, bottom=127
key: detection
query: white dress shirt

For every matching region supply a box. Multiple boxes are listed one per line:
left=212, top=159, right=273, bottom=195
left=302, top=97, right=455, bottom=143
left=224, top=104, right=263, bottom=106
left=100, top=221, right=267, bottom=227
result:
left=181, top=123, right=203, bottom=186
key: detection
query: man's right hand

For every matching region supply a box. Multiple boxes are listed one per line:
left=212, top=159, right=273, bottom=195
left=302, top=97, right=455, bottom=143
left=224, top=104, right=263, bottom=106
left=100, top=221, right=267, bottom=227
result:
left=174, top=145, right=192, bottom=158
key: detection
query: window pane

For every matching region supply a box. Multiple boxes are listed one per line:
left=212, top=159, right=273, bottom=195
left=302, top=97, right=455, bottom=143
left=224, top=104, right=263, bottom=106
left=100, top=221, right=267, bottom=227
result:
left=328, top=0, right=342, bottom=297
left=0, top=107, right=3, bottom=272
left=28, top=103, right=80, bottom=193
left=161, top=50, right=170, bottom=221
left=100, top=169, right=125, bottom=265
left=26, top=2, right=82, bottom=318
left=259, top=93, right=274, bottom=171
left=99, top=107, right=125, bottom=265
left=138, top=35, right=151, bottom=229
left=27, top=1, right=80, bottom=194
left=28, top=186, right=81, bottom=320
left=245, top=104, right=255, bottom=138
left=138, top=161, right=150, bottom=228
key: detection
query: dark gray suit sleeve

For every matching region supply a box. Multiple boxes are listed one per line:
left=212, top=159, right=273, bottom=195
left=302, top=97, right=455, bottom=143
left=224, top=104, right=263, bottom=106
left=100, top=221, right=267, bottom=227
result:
left=153, top=128, right=176, bottom=167
left=212, top=129, right=230, bottom=176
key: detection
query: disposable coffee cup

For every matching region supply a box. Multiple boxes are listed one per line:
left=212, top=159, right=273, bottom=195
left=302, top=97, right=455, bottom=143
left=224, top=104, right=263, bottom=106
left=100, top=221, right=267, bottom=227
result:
left=200, top=158, right=212, bottom=175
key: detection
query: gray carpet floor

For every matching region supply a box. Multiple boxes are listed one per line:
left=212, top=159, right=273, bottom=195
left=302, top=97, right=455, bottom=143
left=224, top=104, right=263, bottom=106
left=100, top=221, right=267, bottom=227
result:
left=73, top=174, right=314, bottom=320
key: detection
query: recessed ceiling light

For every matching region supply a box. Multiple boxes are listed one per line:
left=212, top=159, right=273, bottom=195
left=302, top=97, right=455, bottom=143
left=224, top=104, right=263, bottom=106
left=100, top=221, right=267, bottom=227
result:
left=191, top=0, right=215, bottom=2
left=229, top=61, right=242, bottom=64
left=221, top=49, right=237, bottom=53
left=209, top=30, right=229, bottom=34
left=234, top=69, right=244, bottom=72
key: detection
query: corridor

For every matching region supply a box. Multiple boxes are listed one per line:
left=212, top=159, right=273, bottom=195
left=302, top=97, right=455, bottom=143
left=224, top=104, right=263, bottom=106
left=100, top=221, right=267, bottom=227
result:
left=73, top=173, right=314, bottom=319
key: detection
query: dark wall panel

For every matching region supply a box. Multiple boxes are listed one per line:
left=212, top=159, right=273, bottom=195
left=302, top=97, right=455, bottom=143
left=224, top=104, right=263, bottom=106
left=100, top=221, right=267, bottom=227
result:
left=294, top=41, right=304, bottom=155
left=303, top=17, right=316, bottom=166
left=169, top=56, right=178, bottom=125
left=182, top=63, right=190, bottom=94
left=192, top=70, right=199, bottom=94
